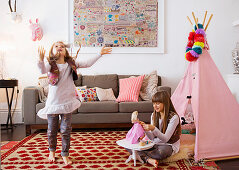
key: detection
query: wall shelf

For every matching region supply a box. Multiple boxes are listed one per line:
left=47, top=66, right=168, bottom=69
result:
left=233, top=19, right=239, bottom=26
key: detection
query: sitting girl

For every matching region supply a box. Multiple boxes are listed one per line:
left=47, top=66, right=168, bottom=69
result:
left=127, top=91, right=181, bottom=168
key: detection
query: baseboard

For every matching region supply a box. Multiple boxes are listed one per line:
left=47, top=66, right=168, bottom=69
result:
left=0, top=109, right=23, bottom=124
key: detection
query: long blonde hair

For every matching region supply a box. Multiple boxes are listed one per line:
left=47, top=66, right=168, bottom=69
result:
left=47, top=41, right=72, bottom=62
left=152, top=91, right=180, bottom=134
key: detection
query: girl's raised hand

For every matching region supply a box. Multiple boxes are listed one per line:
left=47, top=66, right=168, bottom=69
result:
left=75, top=42, right=81, bottom=59
left=100, top=46, right=112, bottom=55
left=38, top=46, right=46, bottom=61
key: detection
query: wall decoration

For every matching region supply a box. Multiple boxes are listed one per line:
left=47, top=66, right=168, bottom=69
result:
left=68, top=0, right=164, bottom=53
left=29, top=19, right=43, bottom=41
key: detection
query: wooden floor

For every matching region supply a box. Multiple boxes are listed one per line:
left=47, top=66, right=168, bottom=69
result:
left=1, top=124, right=239, bottom=170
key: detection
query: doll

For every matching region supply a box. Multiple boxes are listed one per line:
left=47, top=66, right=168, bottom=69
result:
left=126, top=111, right=147, bottom=144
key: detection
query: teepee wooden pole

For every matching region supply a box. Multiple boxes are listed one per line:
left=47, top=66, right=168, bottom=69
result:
left=202, top=11, right=208, bottom=26
left=205, top=155, right=239, bottom=162
left=192, top=12, right=198, bottom=29
left=205, top=14, right=213, bottom=31
left=196, top=18, right=198, bottom=23
left=187, top=16, right=193, bottom=26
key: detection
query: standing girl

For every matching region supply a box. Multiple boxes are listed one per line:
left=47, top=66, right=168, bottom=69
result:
left=37, top=41, right=112, bottom=165
left=132, top=91, right=181, bottom=168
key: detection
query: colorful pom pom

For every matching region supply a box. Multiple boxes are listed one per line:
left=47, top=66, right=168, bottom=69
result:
left=194, top=36, right=205, bottom=43
left=188, top=32, right=196, bottom=41
left=187, top=40, right=194, bottom=48
left=194, top=23, right=204, bottom=31
left=194, top=33, right=204, bottom=39
left=194, top=42, right=204, bottom=48
left=192, top=46, right=202, bottom=54
left=186, top=47, right=192, bottom=52
left=195, top=29, right=206, bottom=37
left=190, top=50, right=199, bottom=58
left=185, top=52, right=196, bottom=61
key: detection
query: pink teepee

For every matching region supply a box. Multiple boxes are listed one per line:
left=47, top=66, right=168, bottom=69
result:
left=171, top=49, right=239, bottom=161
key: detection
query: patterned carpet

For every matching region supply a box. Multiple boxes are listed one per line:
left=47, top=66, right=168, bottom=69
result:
left=1, top=131, right=219, bottom=169
left=1, top=141, right=19, bottom=155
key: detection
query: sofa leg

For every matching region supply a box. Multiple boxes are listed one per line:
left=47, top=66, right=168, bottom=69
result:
left=26, top=125, right=31, bottom=136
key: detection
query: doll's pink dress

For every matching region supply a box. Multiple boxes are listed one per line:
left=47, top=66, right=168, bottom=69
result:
left=126, top=122, right=145, bottom=144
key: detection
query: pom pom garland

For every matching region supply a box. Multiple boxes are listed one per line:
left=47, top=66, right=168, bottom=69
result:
left=185, top=23, right=206, bottom=62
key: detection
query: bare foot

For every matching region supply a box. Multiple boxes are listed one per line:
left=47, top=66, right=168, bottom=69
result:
left=147, top=158, right=158, bottom=168
left=48, top=151, right=55, bottom=162
left=62, top=156, right=72, bottom=165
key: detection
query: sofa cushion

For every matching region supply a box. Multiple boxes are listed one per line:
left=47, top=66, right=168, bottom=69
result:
left=118, top=75, right=161, bottom=86
left=140, top=70, right=158, bottom=101
left=82, top=74, right=118, bottom=97
left=76, top=87, right=98, bottom=102
left=119, top=101, right=154, bottom=113
left=116, top=75, right=145, bottom=102
left=96, top=87, right=116, bottom=101
left=78, top=101, right=118, bottom=113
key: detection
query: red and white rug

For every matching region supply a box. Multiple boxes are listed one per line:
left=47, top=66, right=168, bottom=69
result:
left=1, top=131, right=219, bottom=169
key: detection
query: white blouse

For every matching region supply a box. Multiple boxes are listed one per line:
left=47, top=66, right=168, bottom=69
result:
left=37, top=54, right=102, bottom=119
left=145, top=113, right=180, bottom=155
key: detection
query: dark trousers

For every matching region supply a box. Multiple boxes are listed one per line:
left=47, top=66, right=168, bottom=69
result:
left=47, top=113, right=72, bottom=156
left=126, top=144, right=173, bottom=163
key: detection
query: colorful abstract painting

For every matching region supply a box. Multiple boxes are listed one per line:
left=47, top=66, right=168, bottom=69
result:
left=73, top=0, right=158, bottom=47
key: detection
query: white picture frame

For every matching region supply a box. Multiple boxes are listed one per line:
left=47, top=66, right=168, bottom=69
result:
left=68, top=0, right=164, bottom=54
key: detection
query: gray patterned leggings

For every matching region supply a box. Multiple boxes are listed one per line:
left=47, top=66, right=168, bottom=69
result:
left=47, top=113, right=72, bottom=157
left=126, top=144, right=173, bottom=163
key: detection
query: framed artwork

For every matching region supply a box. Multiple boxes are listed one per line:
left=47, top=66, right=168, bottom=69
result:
left=68, top=0, right=164, bottom=53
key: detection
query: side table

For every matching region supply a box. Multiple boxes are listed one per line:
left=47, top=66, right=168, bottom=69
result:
left=0, top=79, right=18, bottom=130
left=116, top=139, right=154, bottom=166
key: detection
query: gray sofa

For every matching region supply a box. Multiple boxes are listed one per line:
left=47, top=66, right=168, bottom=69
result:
left=22, top=74, right=171, bottom=135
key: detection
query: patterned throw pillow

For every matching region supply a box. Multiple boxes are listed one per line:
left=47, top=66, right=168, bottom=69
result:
left=76, top=87, right=98, bottom=102
left=139, top=70, right=158, bottom=100
left=96, top=87, right=116, bottom=101
left=75, top=86, right=87, bottom=98
left=116, top=75, right=145, bottom=102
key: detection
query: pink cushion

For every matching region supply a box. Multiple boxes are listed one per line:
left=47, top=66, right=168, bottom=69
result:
left=116, top=75, right=145, bottom=102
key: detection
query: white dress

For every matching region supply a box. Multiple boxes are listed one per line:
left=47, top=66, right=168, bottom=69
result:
left=37, top=54, right=102, bottom=119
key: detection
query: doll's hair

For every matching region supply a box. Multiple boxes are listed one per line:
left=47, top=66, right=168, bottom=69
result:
left=47, top=41, right=72, bottom=62
left=152, top=91, right=180, bottom=134
left=131, top=111, right=139, bottom=123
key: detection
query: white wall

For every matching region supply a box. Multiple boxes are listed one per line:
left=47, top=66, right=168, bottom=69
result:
left=0, top=0, right=239, bottom=123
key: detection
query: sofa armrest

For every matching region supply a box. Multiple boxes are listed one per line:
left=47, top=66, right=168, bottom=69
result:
left=157, top=86, right=171, bottom=96
left=22, top=86, right=39, bottom=124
